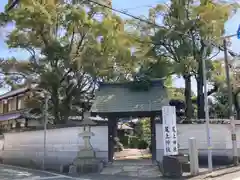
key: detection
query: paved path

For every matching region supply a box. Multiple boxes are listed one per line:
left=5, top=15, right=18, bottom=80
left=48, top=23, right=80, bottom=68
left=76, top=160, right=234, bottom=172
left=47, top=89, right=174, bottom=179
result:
left=100, top=159, right=161, bottom=177
left=0, top=164, right=80, bottom=180
left=114, top=149, right=151, bottom=160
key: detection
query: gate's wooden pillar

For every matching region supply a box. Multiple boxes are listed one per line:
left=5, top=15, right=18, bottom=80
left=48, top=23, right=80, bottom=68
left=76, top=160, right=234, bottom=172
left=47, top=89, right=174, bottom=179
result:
left=108, top=116, right=117, bottom=162
left=150, top=115, right=156, bottom=162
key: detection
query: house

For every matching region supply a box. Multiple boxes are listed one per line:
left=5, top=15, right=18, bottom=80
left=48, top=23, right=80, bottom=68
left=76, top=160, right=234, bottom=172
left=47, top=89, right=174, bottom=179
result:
left=0, top=87, right=33, bottom=132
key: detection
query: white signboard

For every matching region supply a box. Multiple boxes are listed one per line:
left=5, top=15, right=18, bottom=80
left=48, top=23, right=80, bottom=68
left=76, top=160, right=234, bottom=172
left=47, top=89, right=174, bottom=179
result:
left=162, top=106, right=178, bottom=155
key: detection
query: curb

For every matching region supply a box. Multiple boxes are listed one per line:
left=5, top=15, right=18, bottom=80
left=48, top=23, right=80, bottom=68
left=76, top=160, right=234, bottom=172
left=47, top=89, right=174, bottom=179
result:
left=189, top=165, right=240, bottom=179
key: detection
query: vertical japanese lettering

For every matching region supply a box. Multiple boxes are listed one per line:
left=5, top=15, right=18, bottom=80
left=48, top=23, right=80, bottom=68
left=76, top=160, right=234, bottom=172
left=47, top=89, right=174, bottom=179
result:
left=166, top=147, right=171, bottom=153
left=173, top=147, right=177, bottom=152
left=165, top=126, right=169, bottom=133
left=172, top=126, right=176, bottom=133
left=172, top=132, right=177, bottom=139
left=162, top=106, right=178, bottom=155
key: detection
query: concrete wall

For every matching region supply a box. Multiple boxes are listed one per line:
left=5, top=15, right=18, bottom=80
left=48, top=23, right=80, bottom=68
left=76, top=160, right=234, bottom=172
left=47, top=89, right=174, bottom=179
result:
left=155, top=123, right=236, bottom=163
left=2, top=122, right=239, bottom=168
left=0, top=126, right=108, bottom=170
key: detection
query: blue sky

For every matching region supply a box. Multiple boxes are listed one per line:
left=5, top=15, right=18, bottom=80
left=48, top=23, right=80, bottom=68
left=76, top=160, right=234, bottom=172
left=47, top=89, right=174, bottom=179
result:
left=0, top=0, right=240, bottom=94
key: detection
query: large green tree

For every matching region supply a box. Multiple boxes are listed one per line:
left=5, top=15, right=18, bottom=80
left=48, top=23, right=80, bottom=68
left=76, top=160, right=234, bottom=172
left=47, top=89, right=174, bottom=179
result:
left=139, top=0, right=237, bottom=119
left=212, top=59, right=240, bottom=119
left=2, top=0, right=137, bottom=124
left=231, top=61, right=240, bottom=119
left=187, top=0, right=237, bottom=119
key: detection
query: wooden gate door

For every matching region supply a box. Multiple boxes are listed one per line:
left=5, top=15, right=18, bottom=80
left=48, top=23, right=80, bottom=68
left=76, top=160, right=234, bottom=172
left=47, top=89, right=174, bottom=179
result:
left=150, top=116, right=156, bottom=162
left=108, top=117, right=117, bottom=162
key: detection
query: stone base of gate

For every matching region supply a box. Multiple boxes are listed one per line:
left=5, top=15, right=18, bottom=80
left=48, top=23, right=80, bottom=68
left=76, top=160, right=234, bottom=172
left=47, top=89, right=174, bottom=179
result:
left=68, top=158, right=104, bottom=175
left=100, top=160, right=161, bottom=177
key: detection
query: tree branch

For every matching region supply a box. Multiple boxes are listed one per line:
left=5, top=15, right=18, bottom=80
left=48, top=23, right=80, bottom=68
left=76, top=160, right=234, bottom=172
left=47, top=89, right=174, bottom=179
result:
left=68, top=26, right=75, bottom=54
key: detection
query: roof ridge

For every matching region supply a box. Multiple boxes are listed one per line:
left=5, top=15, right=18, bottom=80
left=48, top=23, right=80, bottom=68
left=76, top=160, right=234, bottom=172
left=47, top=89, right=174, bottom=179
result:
left=0, top=87, right=30, bottom=100
left=99, top=79, right=164, bottom=87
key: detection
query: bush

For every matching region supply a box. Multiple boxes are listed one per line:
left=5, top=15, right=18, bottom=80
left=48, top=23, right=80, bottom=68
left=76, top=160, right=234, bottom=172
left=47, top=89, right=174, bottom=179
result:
left=129, top=136, right=139, bottom=148
left=119, top=135, right=129, bottom=147
left=138, top=140, right=148, bottom=149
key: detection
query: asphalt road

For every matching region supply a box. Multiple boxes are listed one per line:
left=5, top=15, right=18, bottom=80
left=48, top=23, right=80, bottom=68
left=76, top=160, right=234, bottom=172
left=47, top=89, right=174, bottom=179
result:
left=0, top=164, right=165, bottom=180
left=0, top=164, right=81, bottom=180
left=3, top=162, right=238, bottom=180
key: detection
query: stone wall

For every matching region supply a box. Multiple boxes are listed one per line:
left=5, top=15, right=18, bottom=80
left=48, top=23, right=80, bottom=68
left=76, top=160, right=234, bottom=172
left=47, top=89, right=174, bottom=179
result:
left=0, top=126, right=108, bottom=170
left=155, top=123, right=237, bottom=163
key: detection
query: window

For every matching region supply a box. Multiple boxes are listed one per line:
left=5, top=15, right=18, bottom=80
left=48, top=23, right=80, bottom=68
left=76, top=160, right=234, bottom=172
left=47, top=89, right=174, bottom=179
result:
left=8, top=98, right=16, bottom=112
left=18, top=98, right=22, bottom=110
left=17, top=96, right=25, bottom=110
left=0, top=101, right=3, bottom=114
left=11, top=97, right=16, bottom=111
left=3, top=100, right=8, bottom=113
left=8, top=98, right=12, bottom=111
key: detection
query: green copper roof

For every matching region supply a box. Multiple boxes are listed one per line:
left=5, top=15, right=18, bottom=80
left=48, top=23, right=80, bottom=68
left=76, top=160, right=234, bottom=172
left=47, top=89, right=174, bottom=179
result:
left=91, top=80, right=169, bottom=113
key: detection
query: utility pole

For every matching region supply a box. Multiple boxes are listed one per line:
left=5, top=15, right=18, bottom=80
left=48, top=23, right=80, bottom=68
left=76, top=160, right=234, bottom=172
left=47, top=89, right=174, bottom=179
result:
left=223, top=39, right=238, bottom=165
left=42, top=93, right=49, bottom=170
left=202, top=55, right=212, bottom=171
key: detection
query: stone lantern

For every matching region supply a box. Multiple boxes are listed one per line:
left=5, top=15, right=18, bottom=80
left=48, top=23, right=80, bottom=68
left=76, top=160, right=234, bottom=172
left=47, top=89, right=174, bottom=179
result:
left=69, top=113, right=104, bottom=175
left=76, top=113, right=97, bottom=158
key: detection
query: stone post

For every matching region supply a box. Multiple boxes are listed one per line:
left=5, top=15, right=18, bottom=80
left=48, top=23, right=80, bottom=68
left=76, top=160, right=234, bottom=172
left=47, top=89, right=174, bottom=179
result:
left=189, top=137, right=199, bottom=175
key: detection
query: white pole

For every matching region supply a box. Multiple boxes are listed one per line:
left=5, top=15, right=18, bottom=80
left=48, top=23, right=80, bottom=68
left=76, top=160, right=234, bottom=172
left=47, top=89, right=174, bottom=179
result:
left=42, top=94, right=48, bottom=170
left=189, top=137, right=199, bottom=175
left=202, top=57, right=213, bottom=171
left=223, top=39, right=238, bottom=165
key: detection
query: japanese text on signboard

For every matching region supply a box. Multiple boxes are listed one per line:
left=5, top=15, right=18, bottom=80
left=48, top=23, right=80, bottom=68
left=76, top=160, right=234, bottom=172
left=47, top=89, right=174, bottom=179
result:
left=162, top=106, right=178, bottom=155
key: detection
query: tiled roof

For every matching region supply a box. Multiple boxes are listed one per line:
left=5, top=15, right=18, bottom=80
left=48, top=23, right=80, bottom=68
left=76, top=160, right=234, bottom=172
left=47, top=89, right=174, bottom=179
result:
left=0, top=87, right=30, bottom=100
left=91, top=79, right=169, bottom=113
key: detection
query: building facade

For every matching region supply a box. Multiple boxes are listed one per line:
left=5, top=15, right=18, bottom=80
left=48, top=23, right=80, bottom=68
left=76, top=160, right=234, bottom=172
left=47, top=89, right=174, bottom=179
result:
left=0, top=87, right=31, bottom=132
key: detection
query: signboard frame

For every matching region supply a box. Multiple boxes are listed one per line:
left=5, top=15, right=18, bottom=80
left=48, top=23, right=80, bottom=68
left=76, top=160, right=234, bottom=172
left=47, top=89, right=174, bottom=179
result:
left=162, top=106, right=178, bottom=156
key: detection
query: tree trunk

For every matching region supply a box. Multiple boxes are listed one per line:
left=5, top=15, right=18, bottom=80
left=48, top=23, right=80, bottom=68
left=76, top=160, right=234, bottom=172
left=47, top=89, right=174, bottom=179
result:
left=183, top=74, right=192, bottom=121
left=196, top=60, right=205, bottom=119
left=52, top=87, right=61, bottom=124
left=233, top=90, right=240, bottom=120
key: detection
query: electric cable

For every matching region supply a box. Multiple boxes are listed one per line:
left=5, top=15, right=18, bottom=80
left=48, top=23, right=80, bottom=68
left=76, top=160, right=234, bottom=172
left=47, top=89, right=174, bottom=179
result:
left=87, top=0, right=240, bottom=57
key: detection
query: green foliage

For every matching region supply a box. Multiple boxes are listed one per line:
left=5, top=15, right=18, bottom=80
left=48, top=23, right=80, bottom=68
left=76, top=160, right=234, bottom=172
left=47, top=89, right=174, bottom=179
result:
left=136, top=0, right=238, bottom=119
left=209, top=61, right=240, bottom=119
left=129, top=77, right=152, bottom=91
left=168, top=88, right=186, bottom=101
left=210, top=90, right=229, bottom=118
left=2, top=1, right=138, bottom=124
left=140, top=119, right=151, bottom=144
left=128, top=136, right=139, bottom=148
left=137, top=140, right=148, bottom=149
left=134, top=119, right=151, bottom=146
left=119, top=135, right=129, bottom=147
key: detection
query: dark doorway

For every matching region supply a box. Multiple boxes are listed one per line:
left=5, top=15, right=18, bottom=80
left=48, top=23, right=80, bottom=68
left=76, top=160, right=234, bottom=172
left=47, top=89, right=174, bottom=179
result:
left=110, top=117, right=156, bottom=162
left=104, top=113, right=158, bottom=163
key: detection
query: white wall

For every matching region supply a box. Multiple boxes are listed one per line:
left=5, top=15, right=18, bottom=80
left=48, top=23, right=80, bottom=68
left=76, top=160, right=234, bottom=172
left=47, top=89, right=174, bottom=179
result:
left=156, top=124, right=232, bottom=150
left=0, top=126, right=108, bottom=170
left=155, top=123, right=235, bottom=162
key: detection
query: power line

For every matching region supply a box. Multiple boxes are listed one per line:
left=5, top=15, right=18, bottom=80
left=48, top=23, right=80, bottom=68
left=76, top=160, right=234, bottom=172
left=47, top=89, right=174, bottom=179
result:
left=89, top=0, right=166, bottom=28
left=121, top=1, right=161, bottom=11
left=87, top=0, right=239, bottom=57
left=122, top=5, right=153, bottom=11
